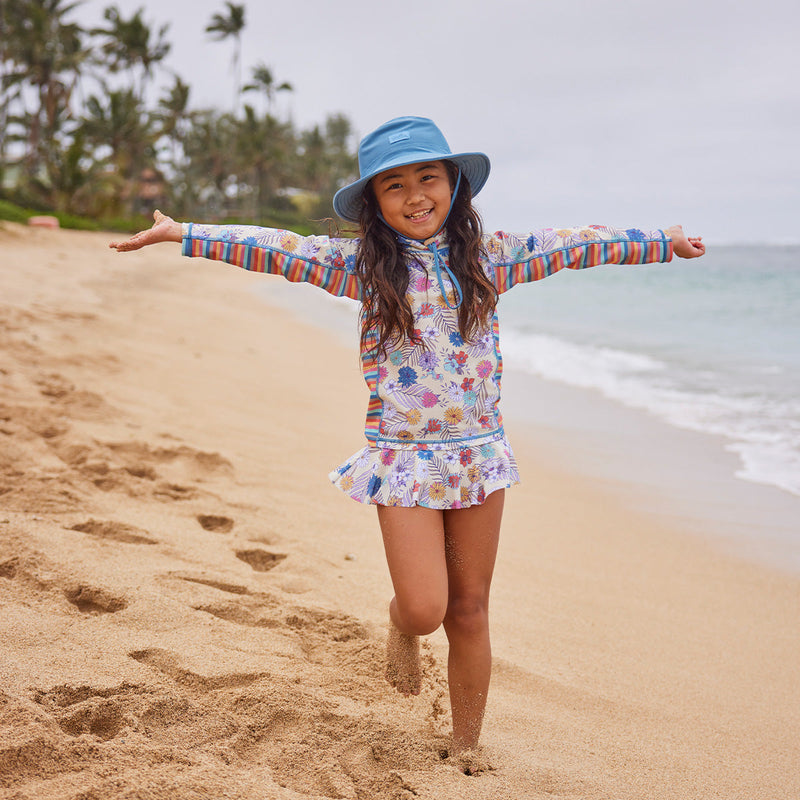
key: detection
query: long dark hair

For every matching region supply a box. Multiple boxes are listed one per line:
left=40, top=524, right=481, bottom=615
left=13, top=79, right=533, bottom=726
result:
left=355, top=160, right=498, bottom=358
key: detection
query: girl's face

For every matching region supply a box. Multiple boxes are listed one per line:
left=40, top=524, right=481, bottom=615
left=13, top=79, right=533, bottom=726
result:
left=371, top=160, right=453, bottom=240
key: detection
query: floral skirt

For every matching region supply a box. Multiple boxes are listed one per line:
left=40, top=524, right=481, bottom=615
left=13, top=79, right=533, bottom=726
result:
left=329, top=434, right=520, bottom=510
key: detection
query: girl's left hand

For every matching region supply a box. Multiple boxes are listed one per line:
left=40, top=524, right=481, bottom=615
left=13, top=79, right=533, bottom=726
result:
left=667, top=224, right=706, bottom=259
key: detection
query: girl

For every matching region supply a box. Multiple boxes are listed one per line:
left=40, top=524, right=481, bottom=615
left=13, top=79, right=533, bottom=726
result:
left=110, top=116, right=705, bottom=754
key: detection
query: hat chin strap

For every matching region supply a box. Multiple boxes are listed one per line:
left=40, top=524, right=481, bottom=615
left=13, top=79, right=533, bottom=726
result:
left=377, top=170, right=464, bottom=310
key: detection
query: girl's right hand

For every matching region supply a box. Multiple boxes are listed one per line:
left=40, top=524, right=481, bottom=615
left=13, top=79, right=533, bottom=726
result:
left=109, top=210, right=182, bottom=252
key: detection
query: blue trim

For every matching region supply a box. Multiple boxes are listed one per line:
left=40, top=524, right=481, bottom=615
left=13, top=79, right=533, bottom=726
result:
left=369, top=427, right=505, bottom=447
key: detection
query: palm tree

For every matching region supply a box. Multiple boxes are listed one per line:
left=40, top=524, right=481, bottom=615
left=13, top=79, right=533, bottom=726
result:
left=242, top=63, right=292, bottom=117
left=79, top=87, right=156, bottom=214
left=2, top=0, right=88, bottom=188
left=93, top=5, right=171, bottom=103
left=156, top=75, right=190, bottom=170
left=205, top=2, right=245, bottom=114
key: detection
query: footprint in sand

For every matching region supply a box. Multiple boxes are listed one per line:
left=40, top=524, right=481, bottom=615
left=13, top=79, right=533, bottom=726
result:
left=68, top=519, right=157, bottom=545
left=128, top=647, right=267, bottom=690
left=177, top=575, right=251, bottom=595
left=63, top=584, right=128, bottom=614
left=235, top=549, right=287, bottom=572
left=196, top=514, right=234, bottom=533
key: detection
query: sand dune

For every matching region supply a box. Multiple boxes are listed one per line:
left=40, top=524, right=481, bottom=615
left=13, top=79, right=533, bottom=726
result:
left=1, top=223, right=798, bottom=799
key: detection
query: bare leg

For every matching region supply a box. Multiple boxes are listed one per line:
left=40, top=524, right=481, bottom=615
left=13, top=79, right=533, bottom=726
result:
left=378, top=504, right=448, bottom=696
left=442, top=490, right=504, bottom=753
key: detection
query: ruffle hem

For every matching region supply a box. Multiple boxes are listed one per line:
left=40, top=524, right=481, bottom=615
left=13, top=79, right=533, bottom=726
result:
left=329, top=435, right=520, bottom=509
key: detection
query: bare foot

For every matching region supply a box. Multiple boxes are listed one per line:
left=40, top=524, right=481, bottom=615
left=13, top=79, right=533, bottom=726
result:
left=385, top=624, right=421, bottom=696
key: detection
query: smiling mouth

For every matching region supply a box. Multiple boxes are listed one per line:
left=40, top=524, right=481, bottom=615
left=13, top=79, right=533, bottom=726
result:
left=406, top=209, right=432, bottom=220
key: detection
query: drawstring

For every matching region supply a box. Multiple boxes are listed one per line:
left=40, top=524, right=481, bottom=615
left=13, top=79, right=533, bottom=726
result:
left=377, top=169, right=464, bottom=309
left=428, top=239, right=462, bottom=309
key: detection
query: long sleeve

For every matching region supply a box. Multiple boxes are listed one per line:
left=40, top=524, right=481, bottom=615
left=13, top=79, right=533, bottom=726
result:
left=181, top=222, right=363, bottom=301
left=484, top=225, right=673, bottom=294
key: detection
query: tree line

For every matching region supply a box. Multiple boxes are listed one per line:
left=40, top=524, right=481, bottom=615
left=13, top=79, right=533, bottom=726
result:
left=0, top=0, right=357, bottom=229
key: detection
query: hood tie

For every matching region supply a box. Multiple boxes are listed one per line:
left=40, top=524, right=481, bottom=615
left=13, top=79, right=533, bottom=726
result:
left=428, top=240, right=463, bottom=309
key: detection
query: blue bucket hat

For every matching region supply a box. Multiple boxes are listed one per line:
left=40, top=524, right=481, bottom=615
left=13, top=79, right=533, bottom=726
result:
left=332, top=116, right=491, bottom=222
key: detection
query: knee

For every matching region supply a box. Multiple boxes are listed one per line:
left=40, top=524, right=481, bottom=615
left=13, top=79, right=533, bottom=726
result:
left=444, top=596, right=489, bottom=637
left=395, top=597, right=447, bottom=636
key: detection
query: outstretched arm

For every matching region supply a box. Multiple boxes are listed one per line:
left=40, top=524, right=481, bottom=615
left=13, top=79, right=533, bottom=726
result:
left=109, top=210, right=181, bottom=251
left=667, top=224, right=705, bottom=258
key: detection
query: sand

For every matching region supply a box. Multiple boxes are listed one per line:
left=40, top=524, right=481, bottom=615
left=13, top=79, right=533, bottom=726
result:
left=1, top=222, right=798, bottom=800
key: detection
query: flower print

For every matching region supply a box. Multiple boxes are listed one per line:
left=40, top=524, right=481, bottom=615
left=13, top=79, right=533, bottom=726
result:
left=480, top=332, right=494, bottom=349
left=443, top=451, right=460, bottom=466
left=482, top=461, right=501, bottom=482
left=425, top=419, right=442, bottom=434
left=624, top=228, right=646, bottom=242
left=463, top=390, right=477, bottom=407
left=405, top=409, right=422, bottom=426
left=444, top=407, right=463, bottom=425
left=389, top=350, right=404, bottom=366
left=447, top=382, right=464, bottom=403
left=476, top=360, right=493, bottom=378
left=526, top=234, right=538, bottom=252
left=480, top=443, right=496, bottom=459
left=332, top=255, right=345, bottom=269
left=396, top=430, right=415, bottom=440
left=340, top=475, right=354, bottom=491
left=367, top=474, right=382, bottom=497
left=579, top=228, right=599, bottom=241
left=389, top=464, right=411, bottom=488
left=467, top=465, right=481, bottom=483
left=345, top=253, right=356, bottom=269
left=383, top=379, right=399, bottom=393
left=461, top=377, right=475, bottom=391
left=428, top=482, right=446, bottom=502
left=280, top=232, right=299, bottom=251
left=477, top=486, right=486, bottom=504
left=444, top=351, right=468, bottom=375
left=421, top=391, right=439, bottom=408
left=419, top=302, right=435, bottom=317
left=478, top=414, right=493, bottom=429
left=486, top=237, right=503, bottom=261
left=416, top=447, right=433, bottom=460
left=459, top=449, right=473, bottom=466
left=416, top=459, right=430, bottom=479
left=380, top=449, right=396, bottom=466
left=356, top=450, right=372, bottom=467
left=556, top=229, right=573, bottom=238
left=379, top=366, right=389, bottom=379
left=447, top=474, right=461, bottom=489
left=418, top=351, right=439, bottom=373
left=460, top=486, right=471, bottom=504
left=449, top=331, right=464, bottom=346
left=397, top=366, right=418, bottom=387
left=421, top=327, right=439, bottom=340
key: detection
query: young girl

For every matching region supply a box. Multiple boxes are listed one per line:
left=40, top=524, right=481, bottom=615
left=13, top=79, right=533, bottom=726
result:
left=110, top=116, right=705, bottom=755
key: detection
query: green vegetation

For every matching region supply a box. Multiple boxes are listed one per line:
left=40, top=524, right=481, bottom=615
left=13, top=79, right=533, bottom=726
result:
left=0, top=0, right=357, bottom=232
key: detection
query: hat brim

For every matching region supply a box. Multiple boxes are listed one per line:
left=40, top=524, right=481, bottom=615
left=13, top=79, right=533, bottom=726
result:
left=333, top=151, right=491, bottom=223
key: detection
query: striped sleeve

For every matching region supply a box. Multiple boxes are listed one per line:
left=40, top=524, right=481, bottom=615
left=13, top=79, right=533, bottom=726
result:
left=181, top=222, right=362, bottom=301
left=484, top=226, right=673, bottom=294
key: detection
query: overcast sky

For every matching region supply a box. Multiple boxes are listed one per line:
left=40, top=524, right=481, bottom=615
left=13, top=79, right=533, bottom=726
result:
left=75, top=0, right=799, bottom=244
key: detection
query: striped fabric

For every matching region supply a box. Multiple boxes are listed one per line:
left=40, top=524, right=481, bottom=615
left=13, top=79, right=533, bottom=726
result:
left=182, top=222, right=362, bottom=300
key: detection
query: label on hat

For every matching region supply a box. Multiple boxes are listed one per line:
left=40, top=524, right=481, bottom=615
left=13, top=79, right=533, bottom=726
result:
left=388, top=132, right=411, bottom=144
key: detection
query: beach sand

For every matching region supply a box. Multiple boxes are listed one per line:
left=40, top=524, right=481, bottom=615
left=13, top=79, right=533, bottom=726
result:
left=1, top=223, right=798, bottom=799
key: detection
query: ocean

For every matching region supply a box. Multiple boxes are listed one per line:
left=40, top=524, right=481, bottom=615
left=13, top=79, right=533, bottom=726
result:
left=497, top=245, right=800, bottom=498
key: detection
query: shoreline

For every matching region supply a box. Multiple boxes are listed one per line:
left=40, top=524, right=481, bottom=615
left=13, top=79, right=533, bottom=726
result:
left=1, top=225, right=798, bottom=799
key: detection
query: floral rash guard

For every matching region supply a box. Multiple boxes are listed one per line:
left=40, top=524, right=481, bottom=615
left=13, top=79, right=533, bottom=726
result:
left=182, top=222, right=672, bottom=509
